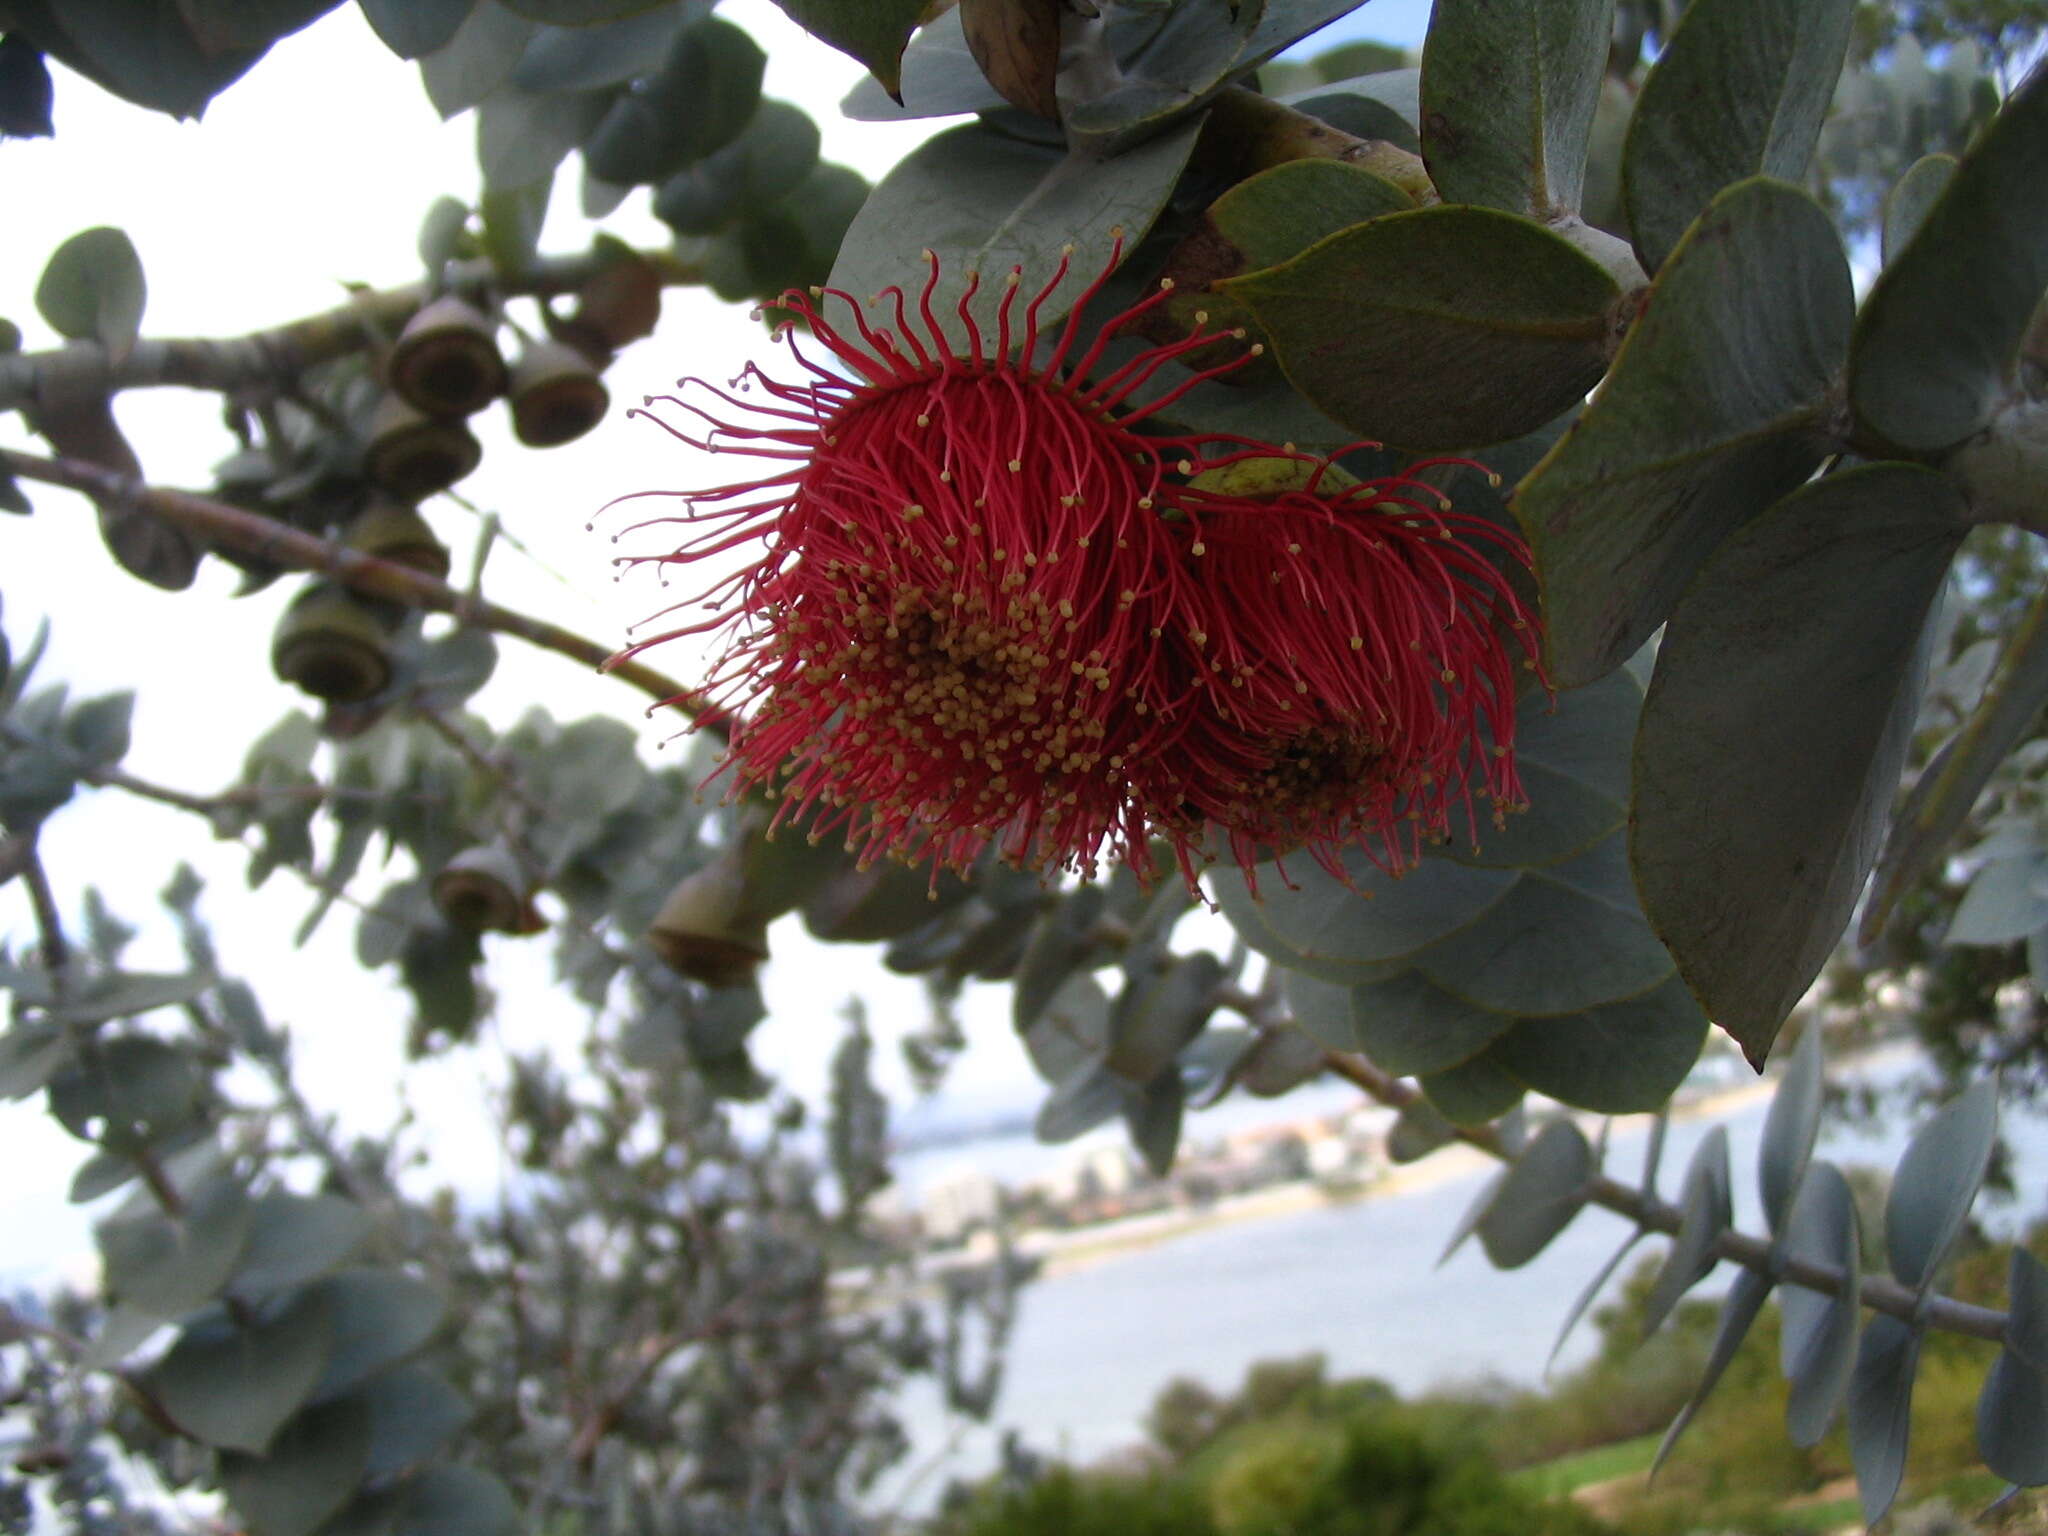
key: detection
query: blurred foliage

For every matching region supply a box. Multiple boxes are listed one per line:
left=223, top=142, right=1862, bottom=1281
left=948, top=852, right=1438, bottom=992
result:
left=3, top=0, right=2048, bottom=1530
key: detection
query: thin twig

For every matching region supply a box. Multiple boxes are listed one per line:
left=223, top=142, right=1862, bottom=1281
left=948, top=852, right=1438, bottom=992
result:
left=1318, top=1051, right=2008, bottom=1344
left=21, top=840, right=70, bottom=982
left=0, top=447, right=727, bottom=735
left=0, top=248, right=702, bottom=414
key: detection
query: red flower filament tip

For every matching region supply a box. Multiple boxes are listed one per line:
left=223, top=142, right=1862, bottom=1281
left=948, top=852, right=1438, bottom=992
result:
left=609, top=241, right=1543, bottom=887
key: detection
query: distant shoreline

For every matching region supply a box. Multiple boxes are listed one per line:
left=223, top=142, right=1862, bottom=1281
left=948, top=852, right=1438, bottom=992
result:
left=996, top=1046, right=1900, bottom=1282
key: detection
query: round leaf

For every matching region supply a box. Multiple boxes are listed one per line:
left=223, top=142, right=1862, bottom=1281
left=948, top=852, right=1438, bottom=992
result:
left=306, top=1270, right=449, bottom=1402
left=1848, top=1313, right=1922, bottom=1528
left=1632, top=463, right=1968, bottom=1066
left=144, top=1290, right=335, bottom=1453
left=1779, top=1160, right=1861, bottom=1448
left=1515, top=177, right=1852, bottom=687
left=1221, top=205, right=1619, bottom=451
left=1881, top=153, right=1956, bottom=266
left=1620, top=0, right=1857, bottom=273
left=1886, top=1077, right=1997, bottom=1291
left=1758, top=1021, right=1824, bottom=1238
left=1409, top=833, right=1677, bottom=1017
left=1420, top=1049, right=1524, bottom=1124
left=512, top=6, right=699, bottom=92
left=1418, top=0, right=1609, bottom=216
left=1476, top=1118, right=1592, bottom=1269
left=1490, top=974, right=1707, bottom=1112
left=1978, top=1350, right=2048, bottom=1487
left=1643, top=1125, right=1731, bottom=1338
left=1849, top=58, right=2048, bottom=453
left=230, top=1193, right=375, bottom=1300
left=360, top=0, right=475, bottom=59
left=1436, top=667, right=1641, bottom=871
left=1317, top=968, right=1511, bottom=1076
left=219, top=1395, right=372, bottom=1536
left=1213, top=846, right=1515, bottom=981
left=768, top=0, right=931, bottom=98
left=36, top=226, right=147, bottom=357
left=828, top=116, right=1203, bottom=336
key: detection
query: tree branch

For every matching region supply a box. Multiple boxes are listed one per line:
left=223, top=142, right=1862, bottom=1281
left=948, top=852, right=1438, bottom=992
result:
left=1319, top=1050, right=2009, bottom=1345
left=0, top=248, right=702, bottom=415
left=0, top=447, right=727, bottom=735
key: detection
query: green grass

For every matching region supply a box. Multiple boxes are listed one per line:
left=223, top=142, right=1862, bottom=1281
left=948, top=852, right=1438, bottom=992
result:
left=1507, top=1434, right=1660, bottom=1499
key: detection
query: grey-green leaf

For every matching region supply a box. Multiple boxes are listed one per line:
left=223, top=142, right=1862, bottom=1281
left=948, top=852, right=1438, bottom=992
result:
left=1886, top=1077, right=1996, bottom=1291
left=1387, top=1098, right=1457, bottom=1164
left=1882, top=153, right=1957, bottom=266
left=1950, top=843, right=2048, bottom=945
left=1123, top=1068, right=1183, bottom=1178
left=1864, top=582, right=2048, bottom=946
left=1979, top=1350, right=2048, bottom=1487
left=1213, top=845, right=1514, bottom=982
left=420, top=1, right=535, bottom=117
left=1758, top=1022, right=1824, bottom=1237
left=1489, top=974, right=1707, bottom=1113
left=390, top=1466, right=521, bottom=1536
left=766, top=0, right=930, bottom=97
left=359, top=1366, right=473, bottom=1480
left=1848, top=58, right=2048, bottom=453
left=36, top=227, right=147, bottom=357
left=230, top=1193, right=375, bottom=1300
left=1779, top=1160, right=1861, bottom=1447
left=1620, top=0, right=1856, bottom=274
left=306, top=1270, right=449, bottom=1402
left=1340, top=968, right=1513, bottom=1076
left=1106, top=952, right=1222, bottom=1082
left=1436, top=667, right=1640, bottom=871
left=360, top=0, right=475, bottom=59
left=1035, top=1061, right=1125, bottom=1143
left=828, top=117, right=1202, bottom=338
left=513, top=6, right=696, bottom=90
left=2007, top=1249, right=2048, bottom=1376
left=1643, top=1125, right=1731, bottom=1338
left=1408, top=834, right=1675, bottom=1018
left=144, top=1290, right=335, bottom=1453
left=1631, top=463, right=1966, bottom=1066
left=1848, top=1313, right=1922, bottom=1527
left=1515, top=177, right=1852, bottom=688
left=1477, top=1118, right=1592, bottom=1269
left=219, top=1395, right=371, bottom=1536
left=1420, top=1049, right=1524, bottom=1124
left=1653, top=1266, right=1773, bottom=1473
left=1013, top=885, right=1106, bottom=1031
left=1220, top=205, right=1618, bottom=452
left=98, top=1172, right=253, bottom=1319
left=1418, top=0, right=1611, bottom=216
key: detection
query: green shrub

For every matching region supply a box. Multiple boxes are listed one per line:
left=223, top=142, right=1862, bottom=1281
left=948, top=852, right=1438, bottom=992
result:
left=938, top=1464, right=1220, bottom=1536
left=1208, top=1410, right=1609, bottom=1536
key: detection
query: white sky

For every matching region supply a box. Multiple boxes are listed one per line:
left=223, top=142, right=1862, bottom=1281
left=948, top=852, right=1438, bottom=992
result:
left=0, top=0, right=1427, bottom=1282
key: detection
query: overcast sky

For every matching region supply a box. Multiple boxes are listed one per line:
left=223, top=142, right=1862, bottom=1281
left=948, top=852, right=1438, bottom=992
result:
left=0, top=0, right=1428, bottom=1284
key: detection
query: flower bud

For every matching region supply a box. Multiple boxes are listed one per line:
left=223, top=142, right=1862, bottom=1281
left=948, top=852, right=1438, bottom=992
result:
left=646, top=849, right=771, bottom=987
left=344, top=497, right=451, bottom=598
left=271, top=582, right=394, bottom=704
left=386, top=295, right=507, bottom=417
left=508, top=339, right=610, bottom=448
left=432, top=842, right=541, bottom=934
left=364, top=392, right=481, bottom=500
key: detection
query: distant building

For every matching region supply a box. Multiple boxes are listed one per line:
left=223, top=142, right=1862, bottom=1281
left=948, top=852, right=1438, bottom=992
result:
left=920, top=1168, right=1003, bottom=1245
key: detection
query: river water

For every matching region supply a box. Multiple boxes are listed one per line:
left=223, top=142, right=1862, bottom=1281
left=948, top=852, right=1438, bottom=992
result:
left=879, top=1048, right=2048, bottom=1508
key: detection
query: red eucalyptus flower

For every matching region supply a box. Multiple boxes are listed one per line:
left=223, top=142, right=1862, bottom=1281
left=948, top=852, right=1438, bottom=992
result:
left=612, top=242, right=1541, bottom=886
left=1172, top=457, right=1541, bottom=880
